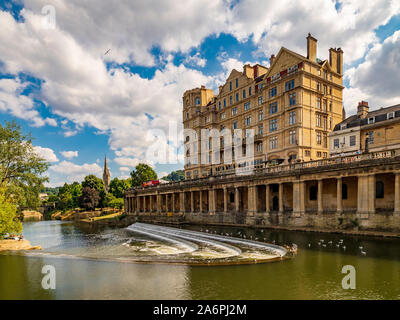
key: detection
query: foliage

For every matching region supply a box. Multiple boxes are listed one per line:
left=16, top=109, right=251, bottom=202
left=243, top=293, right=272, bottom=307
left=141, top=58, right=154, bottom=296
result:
left=109, top=177, right=131, bottom=198
left=0, top=121, right=49, bottom=209
left=109, top=198, right=124, bottom=209
left=130, top=163, right=157, bottom=187
left=163, top=170, right=185, bottom=182
left=79, top=187, right=100, bottom=211
left=0, top=188, right=22, bottom=238
left=44, top=187, right=60, bottom=195
left=82, top=175, right=105, bottom=192
left=57, top=182, right=82, bottom=209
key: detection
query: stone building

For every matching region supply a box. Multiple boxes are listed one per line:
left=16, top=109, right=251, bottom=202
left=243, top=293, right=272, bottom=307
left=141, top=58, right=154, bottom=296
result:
left=183, top=34, right=345, bottom=180
left=330, top=101, right=400, bottom=157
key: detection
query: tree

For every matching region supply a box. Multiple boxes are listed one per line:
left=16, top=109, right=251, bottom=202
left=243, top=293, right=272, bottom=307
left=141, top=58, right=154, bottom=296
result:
left=79, top=187, right=100, bottom=211
left=82, top=175, right=105, bottom=192
left=0, top=121, right=49, bottom=209
left=0, top=188, right=22, bottom=238
left=130, top=164, right=157, bottom=187
left=109, top=177, right=131, bottom=198
left=109, top=198, right=124, bottom=210
left=163, top=170, right=185, bottom=182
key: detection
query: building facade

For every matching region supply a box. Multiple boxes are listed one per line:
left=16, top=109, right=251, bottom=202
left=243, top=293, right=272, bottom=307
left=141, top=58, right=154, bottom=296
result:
left=330, top=101, right=400, bottom=157
left=183, top=34, right=345, bottom=180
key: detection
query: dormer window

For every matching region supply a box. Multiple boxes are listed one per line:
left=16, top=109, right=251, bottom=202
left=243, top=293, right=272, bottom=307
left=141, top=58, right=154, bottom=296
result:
left=387, top=112, right=395, bottom=120
left=368, top=117, right=375, bottom=124
left=340, top=124, right=347, bottom=130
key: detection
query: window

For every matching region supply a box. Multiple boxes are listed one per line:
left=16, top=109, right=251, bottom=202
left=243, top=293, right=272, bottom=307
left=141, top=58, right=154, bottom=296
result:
left=269, top=136, right=278, bottom=150
left=223, top=99, right=226, bottom=107
left=323, top=85, right=327, bottom=96
left=236, top=93, right=239, bottom=102
left=269, top=119, right=278, bottom=132
left=230, top=81, right=232, bottom=91
left=317, top=97, right=321, bottom=109
left=258, top=110, right=263, bottom=121
left=186, top=112, right=189, bottom=120
left=218, top=102, right=221, bottom=110
left=232, top=121, right=238, bottom=130
left=388, top=112, right=395, bottom=120
left=195, top=97, right=201, bottom=105
left=350, top=135, right=356, bottom=147
left=323, top=152, right=327, bottom=158
left=257, top=143, right=263, bottom=152
left=317, top=114, right=322, bottom=127
left=232, top=107, right=238, bottom=116
left=258, top=96, right=263, bottom=105
left=285, top=79, right=295, bottom=91
left=329, top=102, right=332, bottom=112
left=249, top=87, right=252, bottom=96
left=258, top=125, right=263, bottom=136
left=323, top=116, right=327, bottom=130
left=193, top=120, right=197, bottom=126
left=317, top=82, right=321, bottom=91
left=323, top=133, right=327, bottom=148
left=376, top=181, right=384, bottom=199
left=289, top=111, right=296, bottom=125
left=243, top=89, right=246, bottom=99
left=368, top=117, right=375, bottom=124
left=340, top=124, right=347, bottom=130
left=317, top=151, right=322, bottom=157
left=236, top=78, right=238, bottom=88
left=220, top=112, right=226, bottom=120
left=244, top=102, right=251, bottom=111
left=317, top=131, right=322, bottom=145
left=245, top=116, right=251, bottom=126
left=289, top=93, right=296, bottom=106
left=342, top=184, right=348, bottom=200
left=368, top=131, right=374, bottom=144
left=334, top=138, right=339, bottom=148
left=323, top=100, right=327, bottom=111
left=305, top=150, right=311, bottom=157
left=205, top=116, right=210, bottom=123
left=230, top=96, right=233, bottom=105
left=310, top=186, right=317, bottom=201
left=269, top=87, right=277, bottom=98
left=289, top=130, right=296, bottom=144
left=269, top=102, right=278, bottom=114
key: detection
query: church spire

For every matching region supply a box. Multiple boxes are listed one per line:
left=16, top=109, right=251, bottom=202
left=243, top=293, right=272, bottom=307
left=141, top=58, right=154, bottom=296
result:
left=103, top=155, right=111, bottom=193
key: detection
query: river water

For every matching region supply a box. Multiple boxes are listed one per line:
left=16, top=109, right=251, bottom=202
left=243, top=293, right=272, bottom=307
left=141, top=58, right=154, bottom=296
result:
left=0, top=220, right=399, bottom=300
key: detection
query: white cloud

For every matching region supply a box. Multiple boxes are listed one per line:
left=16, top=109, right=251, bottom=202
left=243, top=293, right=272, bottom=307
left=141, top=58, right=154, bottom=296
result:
left=34, top=146, right=59, bottom=162
left=158, top=171, right=168, bottom=179
left=184, top=53, right=207, bottom=67
left=344, top=30, right=400, bottom=114
left=60, top=150, right=79, bottom=159
left=119, top=167, right=131, bottom=172
left=50, top=161, right=102, bottom=184
left=114, top=157, right=154, bottom=168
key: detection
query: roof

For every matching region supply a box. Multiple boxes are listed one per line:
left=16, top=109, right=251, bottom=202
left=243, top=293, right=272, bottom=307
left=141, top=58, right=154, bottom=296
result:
left=334, top=104, right=400, bottom=131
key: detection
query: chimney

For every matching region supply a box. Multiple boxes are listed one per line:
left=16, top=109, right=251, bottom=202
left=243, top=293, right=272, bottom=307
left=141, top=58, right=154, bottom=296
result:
left=270, top=54, right=276, bottom=66
left=329, top=48, right=338, bottom=73
left=357, top=101, right=369, bottom=118
left=307, top=33, right=317, bottom=62
left=336, top=47, right=343, bottom=75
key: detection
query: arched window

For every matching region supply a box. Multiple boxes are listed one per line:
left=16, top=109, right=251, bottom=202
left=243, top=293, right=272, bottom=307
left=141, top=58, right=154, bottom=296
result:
left=310, top=185, right=318, bottom=201
left=376, top=181, right=384, bottom=199
left=186, top=150, right=190, bottom=157
left=342, top=184, right=348, bottom=200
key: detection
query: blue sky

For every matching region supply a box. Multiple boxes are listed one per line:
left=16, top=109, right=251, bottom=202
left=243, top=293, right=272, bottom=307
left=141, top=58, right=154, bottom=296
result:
left=0, top=0, right=399, bottom=187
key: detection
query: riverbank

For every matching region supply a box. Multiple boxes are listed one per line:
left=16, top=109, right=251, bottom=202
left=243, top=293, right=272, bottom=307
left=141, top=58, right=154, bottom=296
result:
left=115, top=214, right=400, bottom=239
left=0, top=239, right=42, bottom=252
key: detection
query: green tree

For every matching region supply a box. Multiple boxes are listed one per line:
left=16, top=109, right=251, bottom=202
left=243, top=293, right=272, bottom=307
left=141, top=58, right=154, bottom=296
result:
left=163, top=170, right=185, bottom=182
left=109, top=198, right=124, bottom=210
left=103, top=192, right=116, bottom=207
left=109, top=177, right=131, bottom=198
left=79, top=187, right=100, bottom=211
left=82, top=175, right=105, bottom=192
left=0, top=188, right=22, bottom=238
left=130, top=164, right=157, bottom=187
left=0, top=121, right=49, bottom=209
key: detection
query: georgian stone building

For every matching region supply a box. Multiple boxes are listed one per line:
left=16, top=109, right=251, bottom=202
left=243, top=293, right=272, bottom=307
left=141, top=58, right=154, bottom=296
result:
left=183, top=34, right=345, bottom=180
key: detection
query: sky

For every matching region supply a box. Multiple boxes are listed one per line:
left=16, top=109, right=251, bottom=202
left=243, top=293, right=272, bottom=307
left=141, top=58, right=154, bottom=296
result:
left=0, top=0, right=399, bottom=187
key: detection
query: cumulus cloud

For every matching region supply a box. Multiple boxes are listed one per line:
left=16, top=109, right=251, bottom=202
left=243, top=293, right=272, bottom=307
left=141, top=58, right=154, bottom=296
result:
left=50, top=161, right=102, bottom=184
left=34, top=146, right=59, bottom=162
left=344, top=30, right=400, bottom=114
left=60, top=150, right=79, bottom=159
left=119, top=167, right=131, bottom=172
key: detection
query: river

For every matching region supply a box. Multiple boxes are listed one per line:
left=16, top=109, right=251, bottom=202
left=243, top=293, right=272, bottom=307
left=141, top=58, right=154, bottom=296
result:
left=0, top=220, right=399, bottom=300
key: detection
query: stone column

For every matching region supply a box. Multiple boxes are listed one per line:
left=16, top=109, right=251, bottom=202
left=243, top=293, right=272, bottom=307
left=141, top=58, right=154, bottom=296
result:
left=172, top=193, right=175, bottom=213
left=368, top=174, right=376, bottom=214
left=157, top=193, right=161, bottom=214
left=247, top=185, right=256, bottom=216
left=293, top=181, right=305, bottom=217
left=318, top=179, right=323, bottom=214
left=223, top=187, right=228, bottom=213
left=149, top=195, right=153, bottom=213
left=209, top=188, right=216, bottom=215
left=180, top=192, right=185, bottom=214
left=357, top=175, right=369, bottom=218
left=124, top=197, right=128, bottom=213
left=191, top=191, right=194, bottom=213
left=265, top=185, right=270, bottom=214
left=337, top=178, right=343, bottom=214
left=395, top=173, right=400, bottom=215
left=235, top=187, right=240, bottom=212
left=199, top=190, right=203, bottom=213
left=278, top=183, right=284, bottom=214
left=143, top=196, right=147, bottom=213
left=136, top=197, right=140, bottom=214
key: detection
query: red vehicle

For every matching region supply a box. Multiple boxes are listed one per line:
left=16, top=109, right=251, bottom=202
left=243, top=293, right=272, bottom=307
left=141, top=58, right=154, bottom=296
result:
left=142, top=180, right=160, bottom=188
